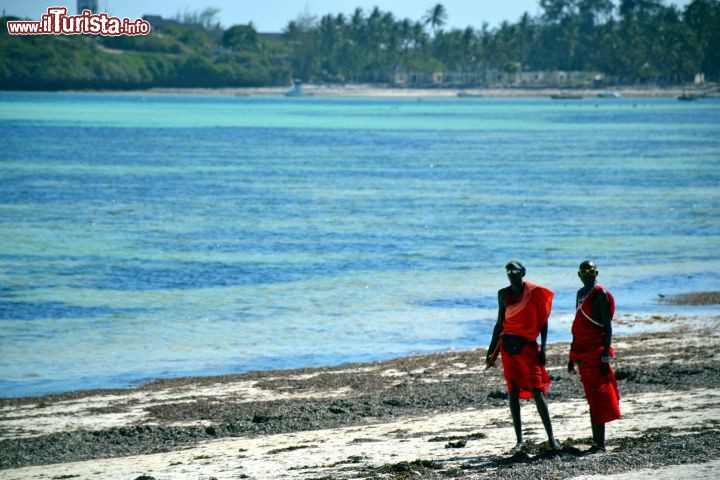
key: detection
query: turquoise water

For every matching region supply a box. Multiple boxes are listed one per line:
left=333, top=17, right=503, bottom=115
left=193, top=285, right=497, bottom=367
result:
left=1, top=92, right=719, bottom=397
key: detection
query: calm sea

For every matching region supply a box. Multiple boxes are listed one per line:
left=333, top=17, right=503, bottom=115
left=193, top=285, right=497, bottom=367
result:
left=1, top=92, right=718, bottom=397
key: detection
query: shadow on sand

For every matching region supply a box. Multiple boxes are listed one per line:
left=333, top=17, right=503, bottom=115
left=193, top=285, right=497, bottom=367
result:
left=457, top=445, right=587, bottom=472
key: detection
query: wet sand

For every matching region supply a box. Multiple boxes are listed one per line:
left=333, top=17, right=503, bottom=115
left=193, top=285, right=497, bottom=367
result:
left=1, top=312, right=719, bottom=479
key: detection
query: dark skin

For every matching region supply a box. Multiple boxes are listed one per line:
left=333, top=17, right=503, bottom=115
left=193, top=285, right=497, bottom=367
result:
left=486, top=268, right=558, bottom=449
left=568, top=260, right=613, bottom=450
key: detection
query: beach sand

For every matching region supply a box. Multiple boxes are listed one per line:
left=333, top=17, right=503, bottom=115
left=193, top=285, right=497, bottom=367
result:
left=96, top=84, right=703, bottom=98
left=1, top=313, right=719, bottom=479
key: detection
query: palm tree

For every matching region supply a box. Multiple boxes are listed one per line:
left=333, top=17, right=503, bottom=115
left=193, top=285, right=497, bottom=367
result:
left=398, top=18, right=413, bottom=53
left=460, top=26, right=476, bottom=72
left=423, top=4, right=448, bottom=36
left=516, top=12, right=535, bottom=67
left=684, top=0, right=720, bottom=77
left=411, top=21, right=426, bottom=49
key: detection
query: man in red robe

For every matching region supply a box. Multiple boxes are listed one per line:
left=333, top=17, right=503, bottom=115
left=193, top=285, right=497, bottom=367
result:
left=568, top=260, right=621, bottom=453
left=486, top=260, right=560, bottom=451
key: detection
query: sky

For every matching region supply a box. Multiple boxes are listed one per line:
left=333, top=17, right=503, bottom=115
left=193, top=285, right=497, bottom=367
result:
left=1, top=0, right=692, bottom=32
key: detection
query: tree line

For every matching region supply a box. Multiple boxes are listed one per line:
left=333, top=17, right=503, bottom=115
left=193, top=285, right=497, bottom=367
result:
left=287, top=0, right=720, bottom=84
left=1, top=0, right=718, bottom=90
left=0, top=10, right=289, bottom=90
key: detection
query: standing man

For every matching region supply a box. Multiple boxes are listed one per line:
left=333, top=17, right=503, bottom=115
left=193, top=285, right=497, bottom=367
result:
left=568, top=260, right=621, bottom=453
left=486, top=260, right=560, bottom=451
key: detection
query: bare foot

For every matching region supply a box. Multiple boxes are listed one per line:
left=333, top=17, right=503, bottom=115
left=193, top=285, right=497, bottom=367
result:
left=586, top=444, right=606, bottom=454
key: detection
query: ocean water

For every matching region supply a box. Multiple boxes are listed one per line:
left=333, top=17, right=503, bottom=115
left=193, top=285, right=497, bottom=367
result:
left=1, top=92, right=719, bottom=397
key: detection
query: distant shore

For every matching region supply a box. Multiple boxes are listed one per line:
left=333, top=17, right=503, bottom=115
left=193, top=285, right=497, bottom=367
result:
left=1, top=312, right=719, bottom=479
left=49, top=84, right=715, bottom=98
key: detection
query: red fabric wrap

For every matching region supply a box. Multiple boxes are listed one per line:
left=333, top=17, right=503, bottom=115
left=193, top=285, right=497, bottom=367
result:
left=570, top=284, right=621, bottom=424
left=500, top=341, right=551, bottom=399
left=570, top=285, right=615, bottom=363
left=500, top=281, right=554, bottom=399
left=578, top=363, right=621, bottom=424
left=502, top=281, right=554, bottom=341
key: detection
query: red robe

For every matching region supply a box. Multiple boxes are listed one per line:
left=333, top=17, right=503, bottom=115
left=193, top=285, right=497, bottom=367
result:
left=570, top=284, right=621, bottom=424
left=500, top=281, right=554, bottom=399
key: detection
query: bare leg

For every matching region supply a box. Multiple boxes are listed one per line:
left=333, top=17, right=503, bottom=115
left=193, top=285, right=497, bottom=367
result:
left=532, top=389, right=560, bottom=449
left=509, top=390, right=522, bottom=446
left=591, top=422, right=606, bottom=449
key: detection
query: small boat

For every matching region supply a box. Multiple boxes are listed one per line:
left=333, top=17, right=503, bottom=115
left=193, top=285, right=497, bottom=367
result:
left=285, top=81, right=313, bottom=97
left=678, top=93, right=700, bottom=101
left=457, top=91, right=483, bottom=98
left=597, top=91, right=621, bottom=98
left=551, top=92, right=583, bottom=100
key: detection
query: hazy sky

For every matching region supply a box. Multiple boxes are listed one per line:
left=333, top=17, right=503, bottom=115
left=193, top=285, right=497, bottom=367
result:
left=2, top=1, right=692, bottom=32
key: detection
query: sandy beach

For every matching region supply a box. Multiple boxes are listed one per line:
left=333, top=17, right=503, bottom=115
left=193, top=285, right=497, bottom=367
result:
left=91, top=84, right=712, bottom=98
left=1, top=309, right=719, bottom=479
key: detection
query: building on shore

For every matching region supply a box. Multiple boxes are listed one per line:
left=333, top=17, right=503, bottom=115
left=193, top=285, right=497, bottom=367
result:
left=392, top=66, right=605, bottom=88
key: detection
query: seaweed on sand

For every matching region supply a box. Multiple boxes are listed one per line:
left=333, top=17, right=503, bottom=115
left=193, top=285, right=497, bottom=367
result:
left=360, top=459, right=443, bottom=479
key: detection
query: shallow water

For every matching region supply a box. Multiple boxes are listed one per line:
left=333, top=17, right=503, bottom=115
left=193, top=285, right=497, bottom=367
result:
left=1, top=92, right=719, bottom=396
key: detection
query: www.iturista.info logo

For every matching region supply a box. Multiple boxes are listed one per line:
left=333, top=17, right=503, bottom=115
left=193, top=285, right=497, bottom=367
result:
left=6, top=7, right=151, bottom=36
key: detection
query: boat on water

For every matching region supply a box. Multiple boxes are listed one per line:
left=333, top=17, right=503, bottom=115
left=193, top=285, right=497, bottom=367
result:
left=678, top=82, right=709, bottom=101
left=457, top=91, right=483, bottom=98
left=551, top=92, right=583, bottom=100
left=285, top=81, right=314, bottom=97
left=678, top=91, right=701, bottom=101
left=597, top=91, right=621, bottom=98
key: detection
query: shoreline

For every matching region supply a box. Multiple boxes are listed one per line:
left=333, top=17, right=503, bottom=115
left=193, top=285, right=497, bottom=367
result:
left=142, top=85, right=694, bottom=98
left=4, top=84, right=713, bottom=98
left=2, top=308, right=717, bottom=401
left=2, top=314, right=719, bottom=479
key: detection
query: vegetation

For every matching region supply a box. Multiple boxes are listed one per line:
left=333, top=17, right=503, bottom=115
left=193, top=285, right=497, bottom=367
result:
left=282, top=0, right=720, bottom=84
left=1, top=0, right=719, bottom=90
left=0, top=11, right=290, bottom=90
